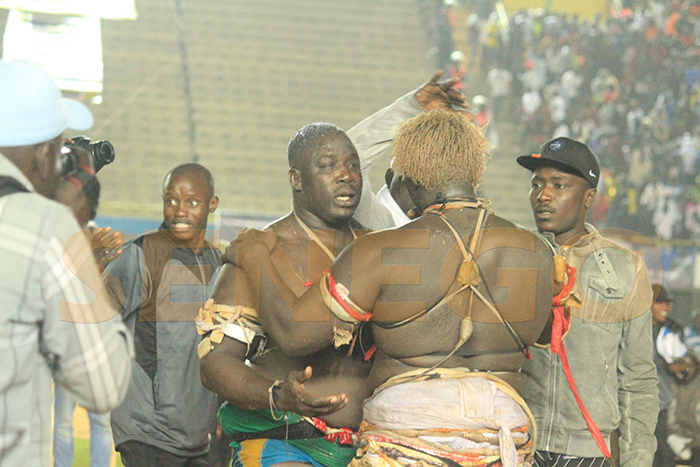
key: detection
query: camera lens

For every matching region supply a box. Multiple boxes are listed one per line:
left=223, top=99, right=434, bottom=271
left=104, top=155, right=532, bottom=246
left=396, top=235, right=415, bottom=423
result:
left=91, top=141, right=115, bottom=173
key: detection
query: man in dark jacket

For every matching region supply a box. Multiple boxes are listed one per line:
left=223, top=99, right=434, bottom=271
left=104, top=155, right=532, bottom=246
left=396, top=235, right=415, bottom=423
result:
left=104, top=163, right=221, bottom=467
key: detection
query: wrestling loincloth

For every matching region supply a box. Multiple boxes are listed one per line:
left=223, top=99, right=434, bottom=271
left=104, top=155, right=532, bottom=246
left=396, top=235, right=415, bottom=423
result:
left=352, top=369, right=536, bottom=467
left=217, top=402, right=357, bottom=467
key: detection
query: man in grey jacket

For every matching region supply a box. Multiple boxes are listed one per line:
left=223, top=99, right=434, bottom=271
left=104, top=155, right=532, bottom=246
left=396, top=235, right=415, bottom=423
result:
left=517, top=137, right=657, bottom=467
left=104, top=163, right=220, bottom=467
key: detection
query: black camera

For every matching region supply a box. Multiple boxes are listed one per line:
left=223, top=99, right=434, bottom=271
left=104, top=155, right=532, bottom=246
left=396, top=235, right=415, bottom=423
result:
left=60, top=136, right=115, bottom=176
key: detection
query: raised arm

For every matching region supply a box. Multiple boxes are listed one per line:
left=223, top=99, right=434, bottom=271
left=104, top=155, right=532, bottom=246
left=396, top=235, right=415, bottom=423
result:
left=350, top=70, right=469, bottom=229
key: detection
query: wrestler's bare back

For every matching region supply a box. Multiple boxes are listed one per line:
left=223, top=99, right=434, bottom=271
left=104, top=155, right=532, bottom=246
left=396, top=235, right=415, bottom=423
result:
left=331, top=208, right=554, bottom=394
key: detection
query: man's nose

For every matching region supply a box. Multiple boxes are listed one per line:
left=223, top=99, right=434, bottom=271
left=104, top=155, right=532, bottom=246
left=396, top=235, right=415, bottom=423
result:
left=336, top=164, right=355, bottom=183
left=537, top=185, right=552, bottom=201
left=175, top=202, right=187, bottom=215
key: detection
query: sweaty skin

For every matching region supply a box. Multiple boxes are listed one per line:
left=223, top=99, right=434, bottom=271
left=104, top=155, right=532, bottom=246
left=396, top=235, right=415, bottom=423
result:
left=240, top=181, right=556, bottom=394
left=200, top=130, right=370, bottom=429
left=201, top=74, right=478, bottom=429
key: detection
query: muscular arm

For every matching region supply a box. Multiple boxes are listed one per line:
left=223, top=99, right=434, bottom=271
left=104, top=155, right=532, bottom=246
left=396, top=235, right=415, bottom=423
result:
left=230, top=228, right=384, bottom=356
left=253, top=244, right=352, bottom=356
left=256, top=232, right=390, bottom=356
left=617, top=262, right=658, bottom=467
left=222, top=231, right=336, bottom=356
left=200, top=337, right=346, bottom=416
left=201, top=254, right=347, bottom=416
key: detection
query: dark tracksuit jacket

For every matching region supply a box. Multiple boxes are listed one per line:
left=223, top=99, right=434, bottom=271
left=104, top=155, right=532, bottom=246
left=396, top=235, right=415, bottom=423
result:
left=104, top=226, right=220, bottom=457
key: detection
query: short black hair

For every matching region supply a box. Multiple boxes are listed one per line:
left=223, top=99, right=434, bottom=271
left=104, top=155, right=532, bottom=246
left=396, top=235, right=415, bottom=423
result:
left=163, top=163, right=215, bottom=199
left=287, top=122, right=345, bottom=168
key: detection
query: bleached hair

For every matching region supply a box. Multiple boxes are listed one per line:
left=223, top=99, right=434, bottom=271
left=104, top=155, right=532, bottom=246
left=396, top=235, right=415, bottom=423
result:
left=391, top=109, right=491, bottom=189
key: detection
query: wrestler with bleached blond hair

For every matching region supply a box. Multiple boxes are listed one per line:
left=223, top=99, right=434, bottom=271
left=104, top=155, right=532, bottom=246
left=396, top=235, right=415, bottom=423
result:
left=242, top=109, right=560, bottom=467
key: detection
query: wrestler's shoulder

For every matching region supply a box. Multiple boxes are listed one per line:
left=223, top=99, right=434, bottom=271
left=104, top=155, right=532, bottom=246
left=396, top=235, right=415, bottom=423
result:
left=220, top=218, right=289, bottom=264
left=484, top=214, right=545, bottom=239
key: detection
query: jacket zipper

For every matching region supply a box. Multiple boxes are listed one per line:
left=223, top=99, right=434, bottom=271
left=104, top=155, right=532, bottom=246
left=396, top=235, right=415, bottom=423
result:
left=545, top=245, right=570, bottom=450
left=194, top=253, right=207, bottom=302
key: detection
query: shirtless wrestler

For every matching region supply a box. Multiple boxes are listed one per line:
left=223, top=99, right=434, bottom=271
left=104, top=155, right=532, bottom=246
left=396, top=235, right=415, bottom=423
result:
left=198, top=76, right=476, bottom=467
left=196, top=121, right=366, bottom=467
left=238, top=110, right=558, bottom=467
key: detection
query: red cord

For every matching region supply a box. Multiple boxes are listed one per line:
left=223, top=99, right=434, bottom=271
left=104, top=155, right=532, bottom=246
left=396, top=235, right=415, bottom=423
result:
left=550, top=264, right=612, bottom=460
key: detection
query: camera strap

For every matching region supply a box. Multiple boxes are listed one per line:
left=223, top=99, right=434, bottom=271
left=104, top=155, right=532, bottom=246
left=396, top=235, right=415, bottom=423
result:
left=64, top=166, right=95, bottom=189
left=0, top=176, right=29, bottom=199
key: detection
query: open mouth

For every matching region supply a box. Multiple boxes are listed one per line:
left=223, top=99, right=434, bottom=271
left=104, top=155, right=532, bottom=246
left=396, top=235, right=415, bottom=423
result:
left=334, top=192, right=357, bottom=207
left=171, top=221, right=192, bottom=231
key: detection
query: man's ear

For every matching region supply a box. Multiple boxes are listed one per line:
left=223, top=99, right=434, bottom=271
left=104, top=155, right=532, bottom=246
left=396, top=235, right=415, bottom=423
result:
left=289, top=168, right=302, bottom=192
left=208, top=195, right=220, bottom=213
left=584, top=188, right=597, bottom=209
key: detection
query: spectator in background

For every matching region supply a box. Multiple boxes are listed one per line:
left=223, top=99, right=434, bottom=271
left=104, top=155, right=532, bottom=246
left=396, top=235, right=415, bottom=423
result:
left=0, top=59, right=132, bottom=467
left=685, top=309, right=700, bottom=356
left=466, top=12, right=481, bottom=66
left=434, top=0, right=455, bottom=71
left=462, top=1, right=700, bottom=237
left=449, top=50, right=466, bottom=91
left=668, top=370, right=700, bottom=467
left=486, top=64, right=513, bottom=122
left=651, top=284, right=691, bottom=467
left=668, top=310, right=700, bottom=467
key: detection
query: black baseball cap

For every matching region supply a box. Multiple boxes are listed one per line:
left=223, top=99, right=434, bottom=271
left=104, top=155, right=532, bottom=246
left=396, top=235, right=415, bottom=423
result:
left=517, top=137, right=600, bottom=188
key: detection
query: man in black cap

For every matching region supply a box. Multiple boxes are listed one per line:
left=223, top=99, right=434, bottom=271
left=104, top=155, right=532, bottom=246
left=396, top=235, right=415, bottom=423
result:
left=517, top=137, right=658, bottom=467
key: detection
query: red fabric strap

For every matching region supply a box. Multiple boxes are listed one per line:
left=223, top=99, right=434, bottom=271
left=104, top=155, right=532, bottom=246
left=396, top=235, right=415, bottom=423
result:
left=550, top=264, right=612, bottom=460
left=364, top=344, right=377, bottom=361
left=327, top=272, right=372, bottom=322
left=310, top=417, right=356, bottom=445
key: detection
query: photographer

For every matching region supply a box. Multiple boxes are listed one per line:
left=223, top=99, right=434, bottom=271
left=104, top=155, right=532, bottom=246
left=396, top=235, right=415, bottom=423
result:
left=53, top=143, right=124, bottom=467
left=56, top=136, right=121, bottom=270
left=0, top=60, right=132, bottom=467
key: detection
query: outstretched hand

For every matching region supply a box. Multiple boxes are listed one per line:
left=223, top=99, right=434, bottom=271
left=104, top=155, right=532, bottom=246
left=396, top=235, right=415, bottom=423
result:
left=90, top=226, right=124, bottom=269
left=274, top=367, right=348, bottom=417
left=414, top=70, right=469, bottom=112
